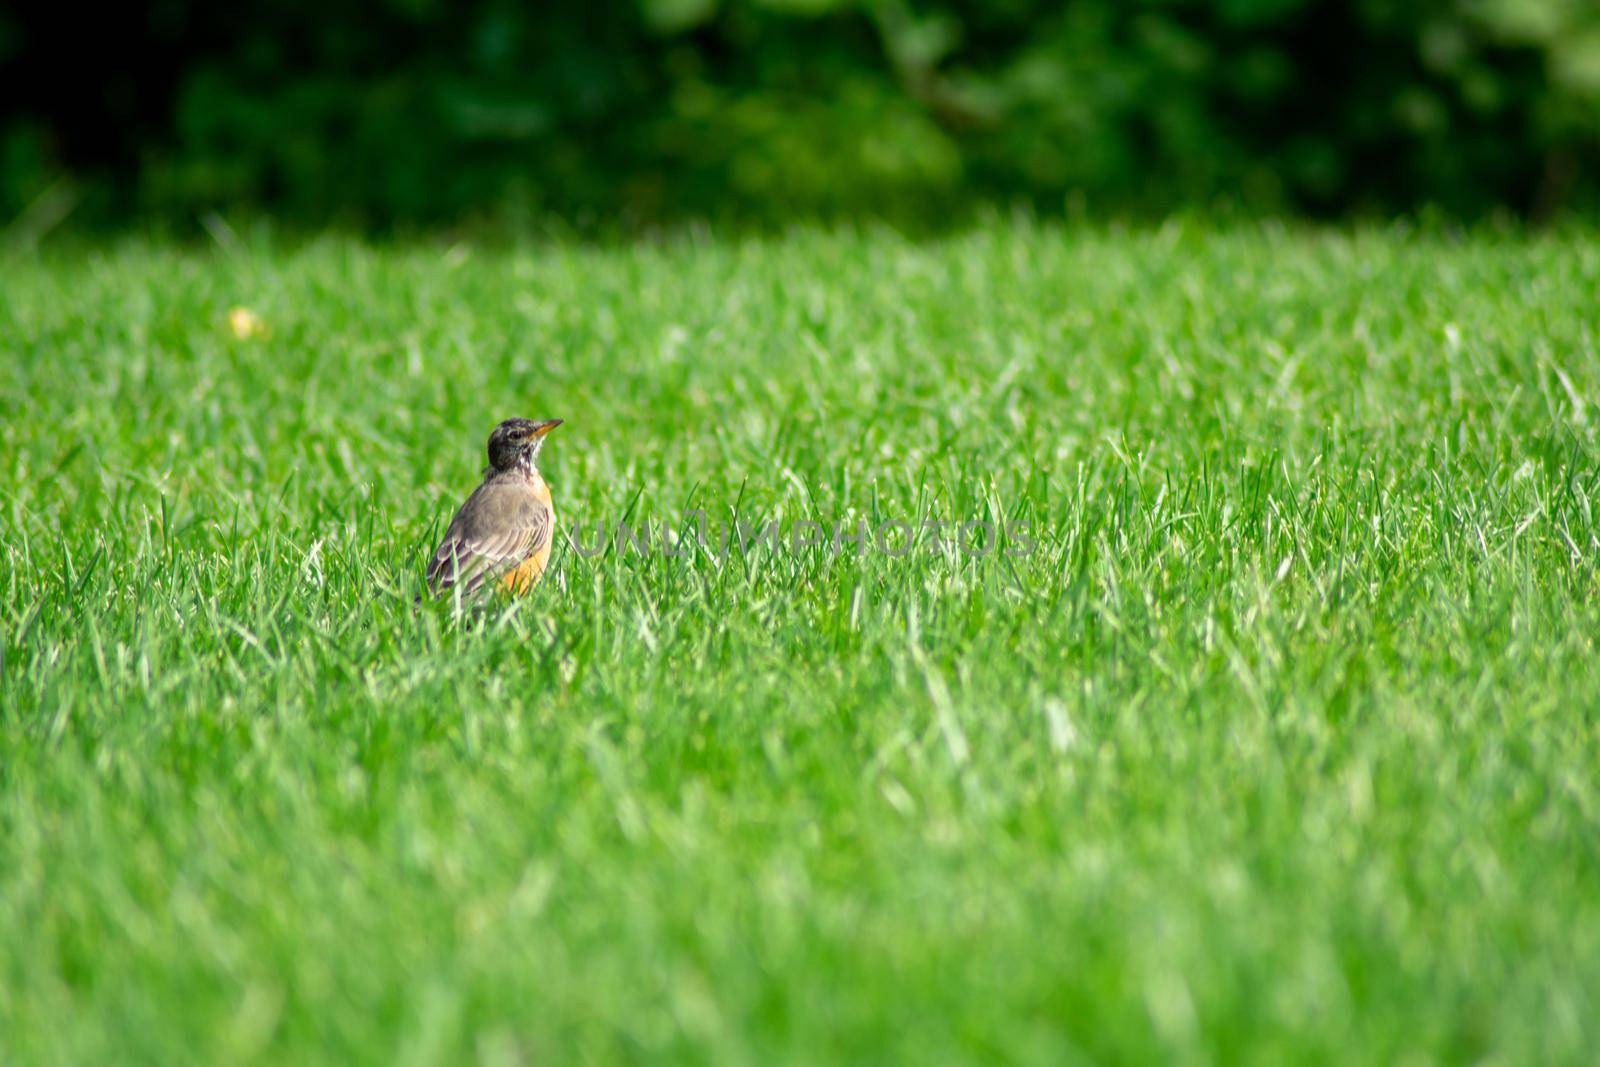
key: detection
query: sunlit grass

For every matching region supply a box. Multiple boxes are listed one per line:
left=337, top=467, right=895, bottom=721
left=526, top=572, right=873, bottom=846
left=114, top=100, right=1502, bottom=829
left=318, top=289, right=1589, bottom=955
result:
left=3, top=221, right=1599, bottom=1064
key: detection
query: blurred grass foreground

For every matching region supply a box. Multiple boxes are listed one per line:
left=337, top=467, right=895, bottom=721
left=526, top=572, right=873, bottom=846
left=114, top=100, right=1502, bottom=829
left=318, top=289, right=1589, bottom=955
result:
left=5, top=224, right=1600, bottom=1065
left=4, top=0, right=1600, bottom=230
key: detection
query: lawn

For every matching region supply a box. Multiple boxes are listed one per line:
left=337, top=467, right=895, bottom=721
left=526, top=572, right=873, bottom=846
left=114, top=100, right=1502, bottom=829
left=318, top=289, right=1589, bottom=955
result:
left=3, top=221, right=1599, bottom=1065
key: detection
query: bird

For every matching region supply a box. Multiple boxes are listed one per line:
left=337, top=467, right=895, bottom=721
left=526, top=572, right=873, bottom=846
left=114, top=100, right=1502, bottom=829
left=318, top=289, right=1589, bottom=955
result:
left=426, top=417, right=563, bottom=600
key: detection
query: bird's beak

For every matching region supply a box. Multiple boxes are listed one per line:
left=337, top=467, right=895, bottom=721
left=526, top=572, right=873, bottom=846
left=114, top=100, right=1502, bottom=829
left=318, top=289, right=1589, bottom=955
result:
left=532, top=419, right=563, bottom=437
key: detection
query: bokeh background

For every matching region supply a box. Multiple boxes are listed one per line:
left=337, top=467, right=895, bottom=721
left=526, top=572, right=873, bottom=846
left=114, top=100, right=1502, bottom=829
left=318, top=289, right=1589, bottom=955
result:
left=4, top=0, right=1599, bottom=230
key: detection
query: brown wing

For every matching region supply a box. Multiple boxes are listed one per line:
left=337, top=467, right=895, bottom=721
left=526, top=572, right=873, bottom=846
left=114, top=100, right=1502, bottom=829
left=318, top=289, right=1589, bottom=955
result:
left=427, top=480, right=553, bottom=597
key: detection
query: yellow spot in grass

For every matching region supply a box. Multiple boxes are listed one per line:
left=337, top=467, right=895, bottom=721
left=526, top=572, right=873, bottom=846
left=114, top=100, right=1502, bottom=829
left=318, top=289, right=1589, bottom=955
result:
left=228, top=307, right=269, bottom=340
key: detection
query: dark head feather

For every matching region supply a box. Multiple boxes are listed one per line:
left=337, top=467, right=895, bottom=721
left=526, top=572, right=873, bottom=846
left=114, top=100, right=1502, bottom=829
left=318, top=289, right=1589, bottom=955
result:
left=486, top=417, right=562, bottom=472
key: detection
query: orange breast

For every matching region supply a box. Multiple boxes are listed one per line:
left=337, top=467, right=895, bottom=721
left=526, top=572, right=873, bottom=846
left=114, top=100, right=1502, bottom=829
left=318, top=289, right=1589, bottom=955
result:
left=500, top=482, right=555, bottom=595
left=500, top=539, right=553, bottom=594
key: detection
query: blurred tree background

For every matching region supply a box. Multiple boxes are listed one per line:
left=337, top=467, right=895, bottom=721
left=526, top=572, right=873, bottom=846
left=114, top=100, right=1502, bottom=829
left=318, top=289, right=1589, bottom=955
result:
left=2, top=0, right=1597, bottom=230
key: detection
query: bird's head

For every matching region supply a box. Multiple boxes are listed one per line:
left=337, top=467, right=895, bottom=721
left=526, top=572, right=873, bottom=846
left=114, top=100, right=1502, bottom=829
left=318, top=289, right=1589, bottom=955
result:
left=487, top=417, right=562, bottom=473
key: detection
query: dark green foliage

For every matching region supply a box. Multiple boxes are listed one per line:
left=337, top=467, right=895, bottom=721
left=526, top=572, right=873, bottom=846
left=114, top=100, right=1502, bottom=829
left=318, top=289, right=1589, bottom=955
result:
left=3, top=2, right=1600, bottom=226
left=9, top=0, right=1600, bottom=225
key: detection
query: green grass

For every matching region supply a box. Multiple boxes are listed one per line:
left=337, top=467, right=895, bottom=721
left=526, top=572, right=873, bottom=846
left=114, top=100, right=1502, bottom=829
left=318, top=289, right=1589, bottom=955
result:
left=3, top=221, right=1600, bottom=1065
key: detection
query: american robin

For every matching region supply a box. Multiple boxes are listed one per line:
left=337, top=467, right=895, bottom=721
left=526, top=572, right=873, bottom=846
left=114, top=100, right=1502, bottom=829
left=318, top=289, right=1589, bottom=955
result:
left=426, top=417, right=562, bottom=599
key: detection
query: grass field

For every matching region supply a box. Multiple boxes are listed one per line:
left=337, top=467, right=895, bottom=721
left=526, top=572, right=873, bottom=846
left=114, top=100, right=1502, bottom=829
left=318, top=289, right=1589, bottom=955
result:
left=3, top=221, right=1600, bottom=1065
